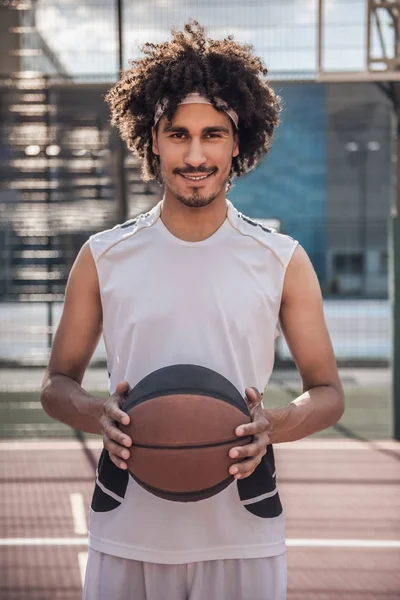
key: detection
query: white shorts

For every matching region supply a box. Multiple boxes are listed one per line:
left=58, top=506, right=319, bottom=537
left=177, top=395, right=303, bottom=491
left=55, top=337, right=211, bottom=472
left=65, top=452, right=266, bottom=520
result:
left=82, top=548, right=287, bottom=600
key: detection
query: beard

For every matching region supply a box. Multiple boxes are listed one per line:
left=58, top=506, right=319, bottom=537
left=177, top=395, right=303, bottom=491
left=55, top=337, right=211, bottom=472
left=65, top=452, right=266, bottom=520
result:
left=175, top=188, right=218, bottom=208
left=165, top=166, right=231, bottom=208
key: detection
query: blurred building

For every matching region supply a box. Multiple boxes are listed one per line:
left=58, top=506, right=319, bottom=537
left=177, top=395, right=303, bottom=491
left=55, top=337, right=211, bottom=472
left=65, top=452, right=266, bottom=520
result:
left=230, top=82, right=392, bottom=297
left=0, top=1, right=393, bottom=301
left=0, top=2, right=160, bottom=300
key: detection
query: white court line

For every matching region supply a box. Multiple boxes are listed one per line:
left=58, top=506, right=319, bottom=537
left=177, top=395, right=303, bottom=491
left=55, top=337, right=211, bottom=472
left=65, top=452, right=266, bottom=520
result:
left=69, top=493, right=87, bottom=535
left=277, top=440, right=400, bottom=451
left=0, top=538, right=88, bottom=546
left=0, top=439, right=399, bottom=451
left=0, top=440, right=105, bottom=450
left=78, top=552, right=88, bottom=587
left=1, top=537, right=399, bottom=548
left=286, top=539, right=400, bottom=549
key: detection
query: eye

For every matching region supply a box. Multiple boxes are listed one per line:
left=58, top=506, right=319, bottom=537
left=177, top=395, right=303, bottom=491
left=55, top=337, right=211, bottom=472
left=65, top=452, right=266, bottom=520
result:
left=169, top=133, right=185, bottom=139
left=205, top=133, right=222, bottom=139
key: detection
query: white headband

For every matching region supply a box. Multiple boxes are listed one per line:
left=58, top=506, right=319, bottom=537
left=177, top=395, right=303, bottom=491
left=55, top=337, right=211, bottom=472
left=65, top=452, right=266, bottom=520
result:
left=154, top=92, right=239, bottom=129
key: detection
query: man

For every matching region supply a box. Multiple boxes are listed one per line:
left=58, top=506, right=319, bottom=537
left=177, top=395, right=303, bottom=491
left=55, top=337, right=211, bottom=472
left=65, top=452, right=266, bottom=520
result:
left=41, top=21, right=344, bottom=600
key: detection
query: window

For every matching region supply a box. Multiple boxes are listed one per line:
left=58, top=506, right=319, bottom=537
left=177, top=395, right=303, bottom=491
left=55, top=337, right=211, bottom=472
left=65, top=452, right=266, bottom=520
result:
left=380, top=252, right=388, bottom=274
left=333, top=253, right=364, bottom=275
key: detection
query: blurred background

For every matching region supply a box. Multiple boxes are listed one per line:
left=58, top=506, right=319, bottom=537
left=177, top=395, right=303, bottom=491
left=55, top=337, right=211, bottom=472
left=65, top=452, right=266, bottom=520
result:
left=0, top=1, right=399, bottom=599
left=0, top=0, right=397, bottom=436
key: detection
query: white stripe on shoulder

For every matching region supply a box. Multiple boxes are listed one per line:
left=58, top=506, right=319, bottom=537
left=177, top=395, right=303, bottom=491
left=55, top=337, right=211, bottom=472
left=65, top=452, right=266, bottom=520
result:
left=89, top=202, right=161, bottom=262
left=226, top=200, right=298, bottom=269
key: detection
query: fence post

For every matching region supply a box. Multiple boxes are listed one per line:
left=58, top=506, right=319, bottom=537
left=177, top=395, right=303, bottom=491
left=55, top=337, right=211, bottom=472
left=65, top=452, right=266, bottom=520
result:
left=391, top=109, right=400, bottom=441
left=390, top=214, right=400, bottom=440
left=115, top=0, right=127, bottom=224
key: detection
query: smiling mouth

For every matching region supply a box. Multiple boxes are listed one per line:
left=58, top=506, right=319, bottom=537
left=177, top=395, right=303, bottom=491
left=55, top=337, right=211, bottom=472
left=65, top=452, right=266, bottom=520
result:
left=178, top=171, right=215, bottom=182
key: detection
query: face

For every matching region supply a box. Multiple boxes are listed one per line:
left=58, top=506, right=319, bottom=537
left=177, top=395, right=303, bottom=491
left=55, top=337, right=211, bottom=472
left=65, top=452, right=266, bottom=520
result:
left=151, top=103, right=239, bottom=208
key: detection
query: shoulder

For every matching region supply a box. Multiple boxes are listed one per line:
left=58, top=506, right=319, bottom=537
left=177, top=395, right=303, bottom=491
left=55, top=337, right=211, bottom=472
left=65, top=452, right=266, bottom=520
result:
left=88, top=203, right=160, bottom=262
left=282, top=244, right=320, bottom=302
left=226, top=201, right=298, bottom=269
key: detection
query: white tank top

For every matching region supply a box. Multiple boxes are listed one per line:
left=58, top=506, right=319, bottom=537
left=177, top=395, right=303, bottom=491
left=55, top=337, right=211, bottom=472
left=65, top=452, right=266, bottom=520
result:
left=88, top=199, right=298, bottom=564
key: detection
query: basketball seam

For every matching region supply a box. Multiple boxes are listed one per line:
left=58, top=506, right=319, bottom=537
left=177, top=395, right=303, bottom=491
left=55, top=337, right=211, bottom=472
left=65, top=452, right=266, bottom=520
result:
left=131, top=436, right=252, bottom=450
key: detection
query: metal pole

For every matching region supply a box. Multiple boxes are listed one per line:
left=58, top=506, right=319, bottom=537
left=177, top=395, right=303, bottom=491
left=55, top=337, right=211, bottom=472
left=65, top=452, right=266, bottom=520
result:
left=117, top=0, right=124, bottom=75
left=317, top=0, right=323, bottom=76
left=391, top=105, right=400, bottom=440
left=360, top=148, right=368, bottom=296
left=116, top=0, right=128, bottom=223
left=393, top=6, right=400, bottom=65
left=44, top=76, right=53, bottom=351
left=367, top=0, right=372, bottom=71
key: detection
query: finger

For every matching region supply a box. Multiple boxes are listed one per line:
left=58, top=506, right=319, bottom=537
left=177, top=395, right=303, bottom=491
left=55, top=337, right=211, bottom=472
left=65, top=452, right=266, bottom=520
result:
left=229, top=455, right=262, bottom=479
left=102, top=420, right=132, bottom=448
left=245, top=387, right=263, bottom=410
left=104, top=437, right=131, bottom=461
left=235, top=417, right=269, bottom=437
left=229, top=439, right=267, bottom=460
left=108, top=452, right=128, bottom=470
left=116, top=380, right=131, bottom=395
left=109, top=381, right=131, bottom=412
left=104, top=398, right=130, bottom=426
left=111, top=388, right=129, bottom=404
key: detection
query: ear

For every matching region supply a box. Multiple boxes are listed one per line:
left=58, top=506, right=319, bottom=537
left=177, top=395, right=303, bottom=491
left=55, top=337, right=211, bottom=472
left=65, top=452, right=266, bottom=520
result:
left=232, top=132, right=239, bottom=158
left=151, top=126, right=159, bottom=155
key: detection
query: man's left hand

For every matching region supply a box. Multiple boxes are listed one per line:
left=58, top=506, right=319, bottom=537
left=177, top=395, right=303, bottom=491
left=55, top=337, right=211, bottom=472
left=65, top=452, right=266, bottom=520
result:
left=228, top=387, right=270, bottom=480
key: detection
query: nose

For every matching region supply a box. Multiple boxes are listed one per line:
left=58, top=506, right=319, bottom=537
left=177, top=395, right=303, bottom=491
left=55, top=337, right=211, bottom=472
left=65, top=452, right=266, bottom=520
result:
left=183, top=138, right=207, bottom=169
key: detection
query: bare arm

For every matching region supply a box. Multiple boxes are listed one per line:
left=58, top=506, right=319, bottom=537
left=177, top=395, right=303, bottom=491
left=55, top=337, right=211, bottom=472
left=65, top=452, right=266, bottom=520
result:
left=40, top=242, right=131, bottom=462
left=40, top=241, right=106, bottom=433
left=229, top=244, right=345, bottom=479
left=266, top=244, right=345, bottom=443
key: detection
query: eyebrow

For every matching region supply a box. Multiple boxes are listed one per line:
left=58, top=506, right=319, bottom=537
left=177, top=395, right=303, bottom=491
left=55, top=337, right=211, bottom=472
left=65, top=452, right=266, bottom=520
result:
left=162, top=124, right=230, bottom=135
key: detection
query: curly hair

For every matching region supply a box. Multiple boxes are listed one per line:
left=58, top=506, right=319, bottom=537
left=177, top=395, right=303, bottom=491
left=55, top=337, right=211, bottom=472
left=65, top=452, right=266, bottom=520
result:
left=105, top=20, right=281, bottom=184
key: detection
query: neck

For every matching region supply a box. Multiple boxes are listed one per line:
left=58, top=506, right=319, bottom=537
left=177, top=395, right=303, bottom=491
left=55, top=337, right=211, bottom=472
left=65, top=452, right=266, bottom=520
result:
left=160, top=189, right=228, bottom=242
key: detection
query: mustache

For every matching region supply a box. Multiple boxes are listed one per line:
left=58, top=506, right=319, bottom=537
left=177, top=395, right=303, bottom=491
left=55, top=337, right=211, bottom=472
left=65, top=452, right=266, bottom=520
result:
left=173, top=167, right=217, bottom=175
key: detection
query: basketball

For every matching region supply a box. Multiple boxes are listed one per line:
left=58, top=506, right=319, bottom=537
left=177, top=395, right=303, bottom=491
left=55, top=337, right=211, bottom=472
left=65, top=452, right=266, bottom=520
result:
left=119, top=364, right=252, bottom=502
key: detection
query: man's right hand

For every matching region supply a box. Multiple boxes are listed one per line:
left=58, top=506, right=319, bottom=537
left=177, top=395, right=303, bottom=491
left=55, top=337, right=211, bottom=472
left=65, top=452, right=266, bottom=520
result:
left=99, top=380, right=132, bottom=470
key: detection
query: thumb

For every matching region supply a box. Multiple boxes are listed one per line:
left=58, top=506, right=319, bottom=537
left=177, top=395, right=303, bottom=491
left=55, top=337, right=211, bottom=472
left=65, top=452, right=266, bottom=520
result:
left=245, top=386, right=262, bottom=410
left=116, top=380, right=130, bottom=395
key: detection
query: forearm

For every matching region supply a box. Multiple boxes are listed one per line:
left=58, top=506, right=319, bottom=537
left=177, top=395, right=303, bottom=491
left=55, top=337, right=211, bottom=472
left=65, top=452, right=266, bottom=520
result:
left=41, top=371, right=104, bottom=435
left=265, top=385, right=344, bottom=444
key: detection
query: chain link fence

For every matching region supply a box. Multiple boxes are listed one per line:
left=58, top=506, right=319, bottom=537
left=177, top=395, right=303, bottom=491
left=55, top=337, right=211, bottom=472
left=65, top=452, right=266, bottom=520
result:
left=0, top=0, right=394, bottom=366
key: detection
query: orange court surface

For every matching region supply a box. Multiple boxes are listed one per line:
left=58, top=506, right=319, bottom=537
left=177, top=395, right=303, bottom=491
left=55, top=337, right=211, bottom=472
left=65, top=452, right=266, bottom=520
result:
left=1, top=436, right=399, bottom=600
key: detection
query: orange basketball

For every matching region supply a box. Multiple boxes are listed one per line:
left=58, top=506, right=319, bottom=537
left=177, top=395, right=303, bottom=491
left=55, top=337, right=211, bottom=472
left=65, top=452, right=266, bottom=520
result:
left=119, top=364, right=251, bottom=502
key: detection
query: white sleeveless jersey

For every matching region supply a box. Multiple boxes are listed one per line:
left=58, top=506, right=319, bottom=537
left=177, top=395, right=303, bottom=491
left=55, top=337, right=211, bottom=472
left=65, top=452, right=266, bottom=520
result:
left=88, top=199, right=298, bottom=564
